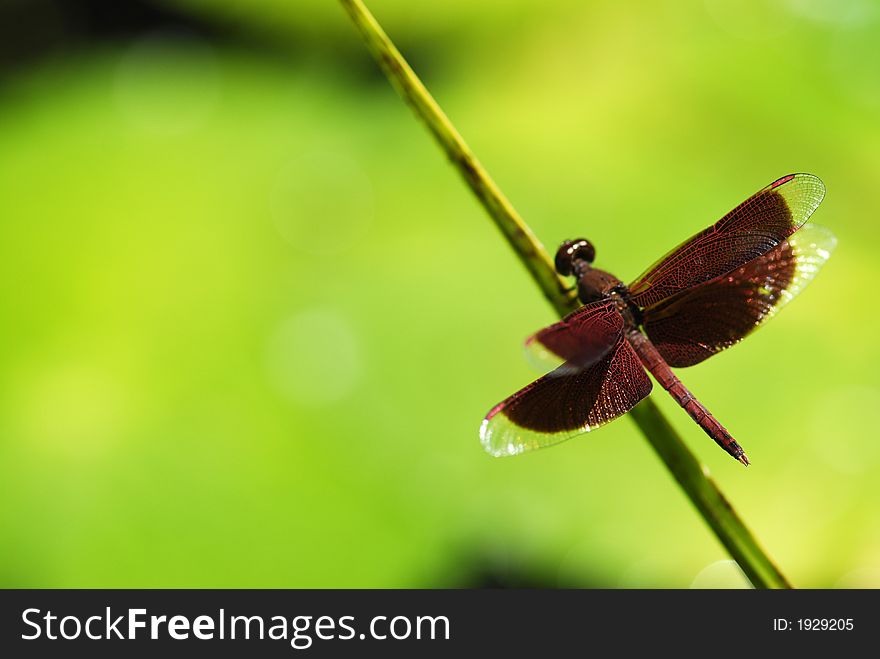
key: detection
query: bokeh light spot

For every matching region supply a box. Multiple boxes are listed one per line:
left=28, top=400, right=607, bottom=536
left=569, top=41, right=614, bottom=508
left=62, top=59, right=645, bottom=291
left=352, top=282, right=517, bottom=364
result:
left=266, top=308, right=361, bottom=406
left=835, top=566, right=880, bottom=588
left=785, top=0, right=876, bottom=26
left=690, top=560, right=751, bottom=589
left=704, top=0, right=793, bottom=40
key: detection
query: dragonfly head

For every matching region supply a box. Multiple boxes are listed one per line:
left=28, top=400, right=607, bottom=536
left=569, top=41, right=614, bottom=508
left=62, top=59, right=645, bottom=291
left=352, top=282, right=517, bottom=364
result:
left=554, top=238, right=595, bottom=276
left=557, top=239, right=622, bottom=304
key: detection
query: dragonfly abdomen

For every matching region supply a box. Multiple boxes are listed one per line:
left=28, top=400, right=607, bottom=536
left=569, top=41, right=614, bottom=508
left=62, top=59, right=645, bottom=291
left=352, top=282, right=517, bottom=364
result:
left=626, top=329, right=750, bottom=466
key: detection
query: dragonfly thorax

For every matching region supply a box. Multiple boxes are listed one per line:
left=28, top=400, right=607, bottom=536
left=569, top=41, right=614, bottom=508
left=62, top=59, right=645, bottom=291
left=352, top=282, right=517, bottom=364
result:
left=574, top=266, right=623, bottom=304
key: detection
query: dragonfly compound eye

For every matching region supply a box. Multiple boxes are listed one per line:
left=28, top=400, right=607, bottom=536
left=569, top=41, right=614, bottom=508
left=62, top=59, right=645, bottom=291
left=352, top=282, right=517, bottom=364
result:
left=554, top=239, right=596, bottom=276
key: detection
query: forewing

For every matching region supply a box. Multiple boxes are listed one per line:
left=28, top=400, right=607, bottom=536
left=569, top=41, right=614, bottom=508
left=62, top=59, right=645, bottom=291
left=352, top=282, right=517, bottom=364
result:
left=481, top=336, right=652, bottom=457
left=628, top=174, right=825, bottom=308
left=642, top=224, right=836, bottom=367
left=524, top=299, right=623, bottom=373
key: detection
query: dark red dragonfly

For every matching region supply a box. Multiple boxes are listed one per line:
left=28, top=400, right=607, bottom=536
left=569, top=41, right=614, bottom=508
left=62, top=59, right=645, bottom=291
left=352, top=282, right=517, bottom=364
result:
left=481, top=174, right=835, bottom=465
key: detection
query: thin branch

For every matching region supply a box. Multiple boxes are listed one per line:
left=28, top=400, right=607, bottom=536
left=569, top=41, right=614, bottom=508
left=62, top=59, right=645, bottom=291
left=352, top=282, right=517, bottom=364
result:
left=339, top=0, right=791, bottom=589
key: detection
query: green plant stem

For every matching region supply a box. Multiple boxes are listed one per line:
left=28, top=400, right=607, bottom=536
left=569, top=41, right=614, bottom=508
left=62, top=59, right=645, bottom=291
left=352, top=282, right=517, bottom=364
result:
left=340, top=0, right=792, bottom=589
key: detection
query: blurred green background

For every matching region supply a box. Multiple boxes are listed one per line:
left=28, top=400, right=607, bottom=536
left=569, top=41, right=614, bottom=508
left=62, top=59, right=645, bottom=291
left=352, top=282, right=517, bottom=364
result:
left=1, top=0, right=878, bottom=588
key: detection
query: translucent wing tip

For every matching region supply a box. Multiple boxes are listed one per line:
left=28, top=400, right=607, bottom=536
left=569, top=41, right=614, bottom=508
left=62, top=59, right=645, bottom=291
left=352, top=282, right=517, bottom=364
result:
left=479, top=402, right=585, bottom=457
left=523, top=335, right=564, bottom=374
left=773, top=172, right=826, bottom=205
left=772, top=171, right=824, bottom=190
left=479, top=409, right=527, bottom=457
left=794, top=222, right=837, bottom=257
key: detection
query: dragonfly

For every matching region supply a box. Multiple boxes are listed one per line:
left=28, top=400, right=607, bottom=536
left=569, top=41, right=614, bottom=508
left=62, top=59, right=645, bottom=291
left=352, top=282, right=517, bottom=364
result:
left=480, top=174, right=835, bottom=465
